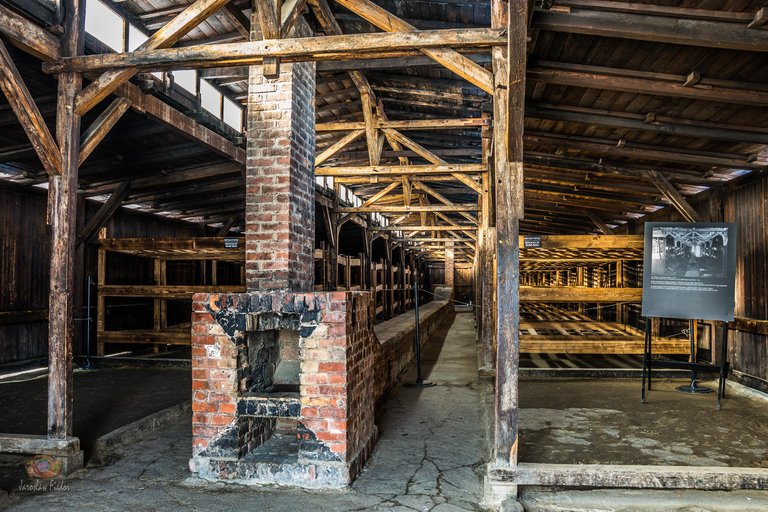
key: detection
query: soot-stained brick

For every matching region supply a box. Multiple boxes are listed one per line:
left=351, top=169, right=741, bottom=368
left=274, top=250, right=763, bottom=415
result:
left=297, top=422, right=342, bottom=462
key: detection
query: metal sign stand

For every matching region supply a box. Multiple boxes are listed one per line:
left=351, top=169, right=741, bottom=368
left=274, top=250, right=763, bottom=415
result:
left=404, top=281, right=435, bottom=389
left=641, top=317, right=730, bottom=409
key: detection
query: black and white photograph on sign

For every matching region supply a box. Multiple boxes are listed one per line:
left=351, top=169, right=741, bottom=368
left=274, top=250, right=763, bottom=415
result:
left=650, top=226, right=728, bottom=279
left=642, top=222, right=737, bottom=322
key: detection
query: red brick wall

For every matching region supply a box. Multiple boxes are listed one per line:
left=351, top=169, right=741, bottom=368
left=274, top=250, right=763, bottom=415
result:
left=245, top=18, right=316, bottom=293
left=445, top=241, right=455, bottom=288
left=190, top=292, right=377, bottom=480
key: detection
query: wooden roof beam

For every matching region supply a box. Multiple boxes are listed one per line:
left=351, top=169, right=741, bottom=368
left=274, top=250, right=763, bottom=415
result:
left=526, top=104, right=768, bottom=145
left=584, top=209, right=615, bottom=235
left=527, top=63, right=768, bottom=107
left=332, top=0, right=494, bottom=94
left=532, top=8, right=768, bottom=52
left=0, top=4, right=61, bottom=61
left=45, top=29, right=505, bottom=74
left=647, top=170, right=701, bottom=222
left=74, top=0, right=235, bottom=115
left=0, top=39, right=61, bottom=176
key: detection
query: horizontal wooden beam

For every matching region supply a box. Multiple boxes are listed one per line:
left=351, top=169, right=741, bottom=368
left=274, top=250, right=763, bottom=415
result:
left=527, top=66, right=768, bottom=107
left=520, top=286, right=642, bottom=302
left=0, top=309, right=49, bottom=325
left=370, top=225, right=478, bottom=231
left=336, top=205, right=481, bottom=213
left=44, top=29, right=506, bottom=74
left=316, top=164, right=487, bottom=176
left=489, top=463, right=768, bottom=490
left=555, top=0, right=754, bottom=23
left=395, top=238, right=475, bottom=242
left=520, top=338, right=688, bottom=354
left=526, top=105, right=768, bottom=145
left=730, top=317, right=768, bottom=336
left=317, top=118, right=491, bottom=131
left=532, top=9, right=768, bottom=52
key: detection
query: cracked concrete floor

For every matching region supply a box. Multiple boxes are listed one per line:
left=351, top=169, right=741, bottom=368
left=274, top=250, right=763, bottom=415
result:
left=1, top=308, right=488, bottom=512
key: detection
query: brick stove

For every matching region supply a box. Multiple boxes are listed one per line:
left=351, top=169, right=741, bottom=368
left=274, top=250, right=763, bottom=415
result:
left=189, top=291, right=378, bottom=487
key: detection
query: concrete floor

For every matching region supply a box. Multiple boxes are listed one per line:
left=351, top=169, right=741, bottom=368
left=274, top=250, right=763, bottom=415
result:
left=1, top=309, right=490, bottom=511
left=3, top=310, right=768, bottom=511
left=519, top=377, right=768, bottom=467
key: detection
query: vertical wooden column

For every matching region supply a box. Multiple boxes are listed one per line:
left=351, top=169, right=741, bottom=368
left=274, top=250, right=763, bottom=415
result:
left=493, top=0, right=525, bottom=467
left=385, top=238, right=394, bottom=318
left=96, top=230, right=107, bottom=357
left=399, top=256, right=406, bottom=313
left=48, top=0, right=84, bottom=439
left=481, top=173, right=495, bottom=369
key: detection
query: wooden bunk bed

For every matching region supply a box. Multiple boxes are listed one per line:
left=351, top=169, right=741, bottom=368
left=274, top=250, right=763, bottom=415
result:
left=518, top=235, right=688, bottom=355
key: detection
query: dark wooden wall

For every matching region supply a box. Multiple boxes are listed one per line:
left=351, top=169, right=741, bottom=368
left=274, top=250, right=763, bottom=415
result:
left=725, top=178, right=767, bottom=385
left=0, top=183, right=199, bottom=365
left=0, top=183, right=50, bottom=363
left=619, top=176, right=768, bottom=387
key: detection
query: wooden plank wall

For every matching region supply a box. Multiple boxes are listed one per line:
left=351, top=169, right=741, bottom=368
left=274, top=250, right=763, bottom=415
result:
left=0, top=185, right=50, bottom=363
left=726, top=178, right=768, bottom=382
left=626, top=176, right=768, bottom=385
left=0, top=184, right=199, bottom=364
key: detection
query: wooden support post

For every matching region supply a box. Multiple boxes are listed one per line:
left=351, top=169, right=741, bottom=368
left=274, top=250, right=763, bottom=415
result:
left=96, top=233, right=106, bottom=357
left=494, top=0, right=525, bottom=468
left=386, top=238, right=394, bottom=318
left=48, top=0, right=84, bottom=440
left=324, top=202, right=338, bottom=290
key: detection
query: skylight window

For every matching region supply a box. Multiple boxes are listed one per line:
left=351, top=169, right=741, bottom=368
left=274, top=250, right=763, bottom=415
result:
left=85, top=0, right=124, bottom=52
left=223, top=97, right=242, bottom=130
left=127, top=24, right=148, bottom=52
left=172, top=70, right=197, bottom=95
left=200, top=80, right=222, bottom=118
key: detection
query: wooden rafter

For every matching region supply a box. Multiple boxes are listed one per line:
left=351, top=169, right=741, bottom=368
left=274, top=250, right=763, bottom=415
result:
left=333, top=0, right=494, bottom=94
left=79, top=98, right=132, bottom=165
left=76, top=181, right=132, bottom=247
left=0, top=4, right=61, bottom=61
left=647, top=170, right=701, bottom=222
left=0, top=39, right=61, bottom=176
left=315, top=129, right=366, bottom=165
left=74, top=0, right=234, bottom=116
left=585, top=209, right=615, bottom=235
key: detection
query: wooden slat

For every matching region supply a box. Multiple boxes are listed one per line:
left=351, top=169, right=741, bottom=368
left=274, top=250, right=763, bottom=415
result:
left=0, top=309, right=49, bottom=325
left=98, top=285, right=246, bottom=299
left=520, top=286, right=643, bottom=302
